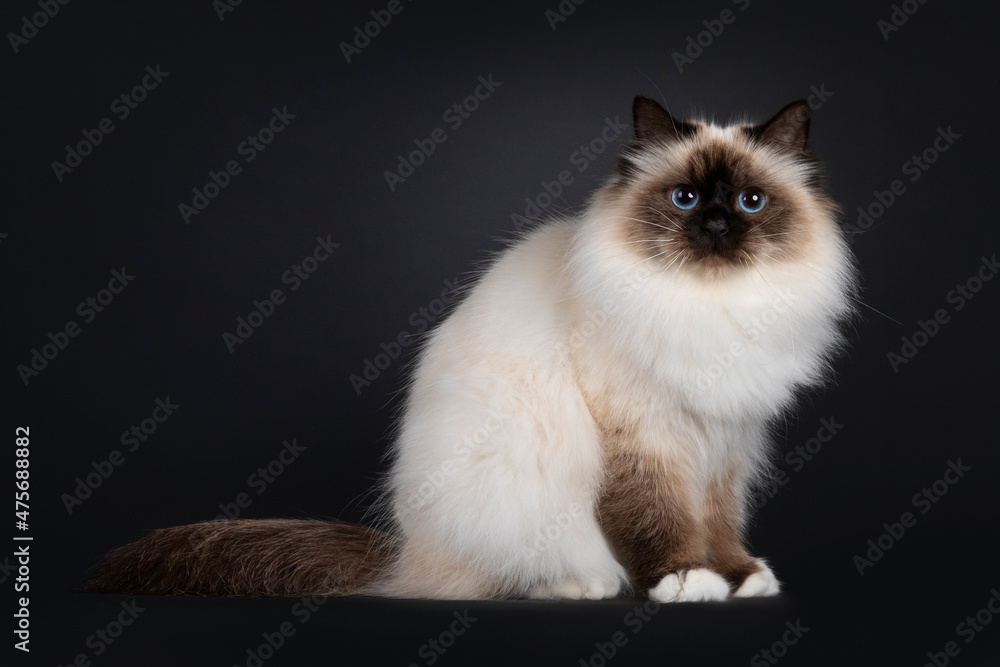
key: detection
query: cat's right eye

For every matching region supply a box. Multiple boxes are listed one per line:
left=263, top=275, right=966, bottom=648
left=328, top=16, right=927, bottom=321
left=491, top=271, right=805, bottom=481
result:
left=671, top=186, right=699, bottom=210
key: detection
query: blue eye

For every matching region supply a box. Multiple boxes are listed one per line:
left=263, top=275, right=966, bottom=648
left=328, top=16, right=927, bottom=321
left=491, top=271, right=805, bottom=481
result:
left=671, top=186, right=699, bottom=210
left=738, top=188, right=766, bottom=213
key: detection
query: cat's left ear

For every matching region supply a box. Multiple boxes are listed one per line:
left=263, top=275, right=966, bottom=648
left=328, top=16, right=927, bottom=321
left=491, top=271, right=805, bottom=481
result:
left=754, top=100, right=811, bottom=152
left=617, top=96, right=697, bottom=180
left=632, top=96, right=695, bottom=144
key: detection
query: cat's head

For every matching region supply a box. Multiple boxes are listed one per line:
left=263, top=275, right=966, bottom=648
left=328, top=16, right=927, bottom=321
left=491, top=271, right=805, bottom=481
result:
left=602, top=96, right=839, bottom=279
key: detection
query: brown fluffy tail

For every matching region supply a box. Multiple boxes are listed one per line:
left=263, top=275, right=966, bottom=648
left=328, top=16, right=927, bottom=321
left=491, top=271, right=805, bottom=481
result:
left=85, top=519, right=399, bottom=596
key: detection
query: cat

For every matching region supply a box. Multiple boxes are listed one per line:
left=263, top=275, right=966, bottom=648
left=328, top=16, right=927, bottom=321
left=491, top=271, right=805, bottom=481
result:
left=87, top=95, right=856, bottom=602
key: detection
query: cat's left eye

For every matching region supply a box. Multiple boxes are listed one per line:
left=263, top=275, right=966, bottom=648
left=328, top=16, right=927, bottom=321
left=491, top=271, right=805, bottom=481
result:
left=738, top=188, right=767, bottom=213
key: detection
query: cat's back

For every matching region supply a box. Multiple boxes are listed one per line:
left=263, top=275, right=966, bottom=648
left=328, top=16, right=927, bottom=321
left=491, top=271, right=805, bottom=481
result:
left=413, top=219, right=581, bottom=375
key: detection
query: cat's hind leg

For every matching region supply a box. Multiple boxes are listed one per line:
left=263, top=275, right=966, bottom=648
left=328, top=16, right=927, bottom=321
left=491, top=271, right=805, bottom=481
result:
left=522, top=504, right=630, bottom=600
left=527, top=576, right=621, bottom=600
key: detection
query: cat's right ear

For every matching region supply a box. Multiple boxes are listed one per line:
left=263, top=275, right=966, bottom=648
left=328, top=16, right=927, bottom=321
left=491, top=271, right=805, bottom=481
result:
left=632, top=96, right=695, bottom=145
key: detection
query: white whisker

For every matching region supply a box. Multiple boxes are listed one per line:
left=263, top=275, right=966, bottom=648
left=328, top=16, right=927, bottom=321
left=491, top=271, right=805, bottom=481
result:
left=611, top=215, right=681, bottom=235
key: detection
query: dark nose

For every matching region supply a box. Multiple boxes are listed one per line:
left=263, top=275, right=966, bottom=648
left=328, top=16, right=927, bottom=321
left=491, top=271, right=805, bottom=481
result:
left=702, top=217, right=729, bottom=241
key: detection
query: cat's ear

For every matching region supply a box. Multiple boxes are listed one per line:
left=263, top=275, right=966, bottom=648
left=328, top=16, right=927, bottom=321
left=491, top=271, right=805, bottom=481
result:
left=632, top=96, right=695, bottom=144
left=754, top=100, right=811, bottom=152
left=617, top=96, right=695, bottom=180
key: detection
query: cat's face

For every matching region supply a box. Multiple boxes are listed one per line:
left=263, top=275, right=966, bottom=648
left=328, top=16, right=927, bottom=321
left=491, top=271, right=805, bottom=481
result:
left=607, top=97, right=837, bottom=278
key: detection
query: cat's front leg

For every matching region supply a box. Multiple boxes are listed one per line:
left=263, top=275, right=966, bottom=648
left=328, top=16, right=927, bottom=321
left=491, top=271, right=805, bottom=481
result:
left=731, top=559, right=780, bottom=597
left=646, top=567, right=731, bottom=602
left=704, top=473, right=781, bottom=597
left=597, top=449, right=730, bottom=602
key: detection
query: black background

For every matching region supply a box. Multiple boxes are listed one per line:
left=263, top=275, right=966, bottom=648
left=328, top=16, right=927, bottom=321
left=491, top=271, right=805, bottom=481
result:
left=4, top=0, right=999, bottom=665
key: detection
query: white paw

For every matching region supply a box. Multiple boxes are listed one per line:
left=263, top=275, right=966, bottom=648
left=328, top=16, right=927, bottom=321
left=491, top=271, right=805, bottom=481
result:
left=531, top=576, right=622, bottom=600
left=649, top=568, right=729, bottom=603
left=734, top=559, right=781, bottom=597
